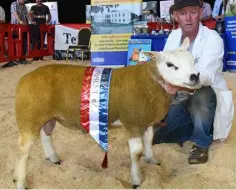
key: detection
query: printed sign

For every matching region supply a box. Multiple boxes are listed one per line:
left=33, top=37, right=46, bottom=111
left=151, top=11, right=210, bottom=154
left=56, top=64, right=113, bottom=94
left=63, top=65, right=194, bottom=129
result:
left=54, top=25, right=90, bottom=60
left=127, top=39, right=151, bottom=66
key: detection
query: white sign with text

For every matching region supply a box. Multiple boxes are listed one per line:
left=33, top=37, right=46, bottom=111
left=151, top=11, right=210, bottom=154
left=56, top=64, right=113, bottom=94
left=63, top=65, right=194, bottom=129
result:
left=160, top=0, right=174, bottom=19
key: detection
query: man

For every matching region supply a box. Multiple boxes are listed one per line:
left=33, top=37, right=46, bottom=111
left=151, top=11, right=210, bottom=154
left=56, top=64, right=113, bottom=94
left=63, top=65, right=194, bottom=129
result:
left=10, top=0, right=34, bottom=66
left=212, top=0, right=225, bottom=20
left=0, top=6, right=10, bottom=68
left=200, top=0, right=212, bottom=21
left=0, top=6, right=5, bottom=23
left=30, top=0, right=51, bottom=61
left=153, top=0, right=234, bottom=164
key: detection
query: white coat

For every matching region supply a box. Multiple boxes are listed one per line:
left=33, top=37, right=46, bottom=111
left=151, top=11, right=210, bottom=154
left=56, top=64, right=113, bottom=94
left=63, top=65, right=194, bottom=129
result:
left=164, top=23, right=234, bottom=141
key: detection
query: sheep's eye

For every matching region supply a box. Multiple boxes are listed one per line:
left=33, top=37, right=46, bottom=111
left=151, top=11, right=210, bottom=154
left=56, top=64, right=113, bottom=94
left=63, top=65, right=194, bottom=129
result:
left=166, top=62, right=174, bottom=67
left=166, top=62, right=179, bottom=70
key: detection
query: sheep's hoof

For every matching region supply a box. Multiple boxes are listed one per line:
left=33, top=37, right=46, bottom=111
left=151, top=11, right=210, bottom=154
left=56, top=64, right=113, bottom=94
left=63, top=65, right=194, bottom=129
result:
left=54, top=160, right=61, bottom=165
left=145, top=157, right=161, bottom=165
left=132, top=185, right=140, bottom=189
left=13, top=180, right=28, bottom=189
left=46, top=158, right=61, bottom=165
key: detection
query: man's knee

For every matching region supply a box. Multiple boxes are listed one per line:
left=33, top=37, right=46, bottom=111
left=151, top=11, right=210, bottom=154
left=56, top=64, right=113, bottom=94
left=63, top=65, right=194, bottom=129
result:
left=188, top=86, right=217, bottom=111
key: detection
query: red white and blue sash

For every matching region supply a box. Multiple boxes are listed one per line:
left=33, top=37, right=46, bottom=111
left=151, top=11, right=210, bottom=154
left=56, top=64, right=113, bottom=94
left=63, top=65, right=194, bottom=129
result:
left=80, top=67, right=112, bottom=166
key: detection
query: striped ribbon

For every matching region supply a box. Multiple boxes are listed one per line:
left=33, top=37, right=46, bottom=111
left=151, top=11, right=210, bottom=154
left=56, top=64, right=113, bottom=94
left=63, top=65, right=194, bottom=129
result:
left=80, top=67, right=112, bottom=153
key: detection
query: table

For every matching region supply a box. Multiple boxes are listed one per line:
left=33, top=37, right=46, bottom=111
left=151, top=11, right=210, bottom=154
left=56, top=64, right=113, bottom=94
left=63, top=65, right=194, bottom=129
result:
left=131, top=34, right=227, bottom=72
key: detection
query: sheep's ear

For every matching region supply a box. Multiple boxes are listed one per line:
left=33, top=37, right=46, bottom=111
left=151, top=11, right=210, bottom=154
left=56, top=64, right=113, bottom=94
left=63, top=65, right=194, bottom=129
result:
left=141, top=51, right=161, bottom=61
left=178, top=37, right=190, bottom=51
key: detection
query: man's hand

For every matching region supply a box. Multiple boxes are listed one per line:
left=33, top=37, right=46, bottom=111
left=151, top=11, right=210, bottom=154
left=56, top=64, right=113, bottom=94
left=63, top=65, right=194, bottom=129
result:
left=215, top=15, right=224, bottom=20
left=19, top=21, right=26, bottom=25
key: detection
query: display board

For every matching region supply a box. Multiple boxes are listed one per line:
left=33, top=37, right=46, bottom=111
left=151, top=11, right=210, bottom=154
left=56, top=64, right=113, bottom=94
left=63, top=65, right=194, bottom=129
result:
left=90, top=0, right=142, bottom=67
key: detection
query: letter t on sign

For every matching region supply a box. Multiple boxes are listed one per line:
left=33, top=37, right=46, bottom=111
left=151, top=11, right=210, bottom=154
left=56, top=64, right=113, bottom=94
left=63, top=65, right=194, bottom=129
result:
left=63, top=33, right=71, bottom=44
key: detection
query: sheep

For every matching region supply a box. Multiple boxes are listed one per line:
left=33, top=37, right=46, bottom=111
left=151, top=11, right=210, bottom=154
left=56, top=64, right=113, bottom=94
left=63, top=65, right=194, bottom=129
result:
left=13, top=37, right=200, bottom=189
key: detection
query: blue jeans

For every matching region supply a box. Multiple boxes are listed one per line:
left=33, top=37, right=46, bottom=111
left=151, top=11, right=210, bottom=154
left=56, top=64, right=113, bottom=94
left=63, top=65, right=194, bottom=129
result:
left=153, top=86, right=217, bottom=148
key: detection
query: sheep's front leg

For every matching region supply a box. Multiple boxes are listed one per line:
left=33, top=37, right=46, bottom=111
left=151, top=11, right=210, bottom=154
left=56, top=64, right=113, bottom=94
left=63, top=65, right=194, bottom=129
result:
left=143, top=125, right=160, bottom=165
left=128, top=137, right=143, bottom=189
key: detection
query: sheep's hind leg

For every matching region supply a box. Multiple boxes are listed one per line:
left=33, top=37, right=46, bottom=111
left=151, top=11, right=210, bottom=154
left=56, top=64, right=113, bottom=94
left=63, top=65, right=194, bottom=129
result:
left=14, top=134, right=35, bottom=189
left=40, top=119, right=60, bottom=164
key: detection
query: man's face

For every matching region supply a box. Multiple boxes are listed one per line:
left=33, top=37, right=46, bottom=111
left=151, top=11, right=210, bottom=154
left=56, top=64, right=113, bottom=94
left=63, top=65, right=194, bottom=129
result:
left=36, top=0, right=43, bottom=5
left=174, top=6, right=202, bottom=34
left=18, top=0, right=25, bottom=4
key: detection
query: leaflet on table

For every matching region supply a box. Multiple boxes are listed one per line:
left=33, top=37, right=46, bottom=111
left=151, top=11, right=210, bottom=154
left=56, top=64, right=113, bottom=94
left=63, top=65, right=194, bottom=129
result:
left=127, top=39, right=152, bottom=66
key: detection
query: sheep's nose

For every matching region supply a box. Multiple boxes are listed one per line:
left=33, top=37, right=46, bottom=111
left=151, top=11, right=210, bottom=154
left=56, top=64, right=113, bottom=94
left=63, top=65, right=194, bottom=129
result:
left=190, top=73, right=200, bottom=82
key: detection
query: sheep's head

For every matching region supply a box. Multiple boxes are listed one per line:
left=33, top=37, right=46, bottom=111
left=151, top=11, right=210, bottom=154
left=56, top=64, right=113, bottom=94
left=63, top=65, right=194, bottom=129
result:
left=142, top=37, right=200, bottom=89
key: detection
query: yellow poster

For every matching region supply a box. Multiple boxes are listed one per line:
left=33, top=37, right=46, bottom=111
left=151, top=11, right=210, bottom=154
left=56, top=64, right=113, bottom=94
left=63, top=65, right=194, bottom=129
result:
left=91, top=0, right=141, bottom=5
left=91, top=33, right=131, bottom=52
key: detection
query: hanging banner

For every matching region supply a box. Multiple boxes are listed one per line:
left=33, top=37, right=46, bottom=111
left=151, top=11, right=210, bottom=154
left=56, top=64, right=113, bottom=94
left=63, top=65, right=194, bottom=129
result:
left=25, top=2, right=60, bottom=25
left=91, top=0, right=142, bottom=67
left=225, top=0, right=236, bottom=71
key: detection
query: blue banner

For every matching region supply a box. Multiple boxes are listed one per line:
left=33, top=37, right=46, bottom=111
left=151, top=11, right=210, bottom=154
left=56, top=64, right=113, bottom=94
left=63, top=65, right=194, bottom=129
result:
left=224, top=1, right=236, bottom=71
left=99, top=68, right=113, bottom=152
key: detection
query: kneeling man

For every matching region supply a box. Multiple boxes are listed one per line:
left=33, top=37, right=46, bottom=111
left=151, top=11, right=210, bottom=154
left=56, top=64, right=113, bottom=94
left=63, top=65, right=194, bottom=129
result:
left=153, top=0, right=234, bottom=164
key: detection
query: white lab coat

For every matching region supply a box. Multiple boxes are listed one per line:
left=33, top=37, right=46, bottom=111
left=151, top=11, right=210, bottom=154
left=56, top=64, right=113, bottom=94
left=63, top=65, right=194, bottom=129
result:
left=164, top=23, right=234, bottom=141
left=147, top=14, right=156, bottom=22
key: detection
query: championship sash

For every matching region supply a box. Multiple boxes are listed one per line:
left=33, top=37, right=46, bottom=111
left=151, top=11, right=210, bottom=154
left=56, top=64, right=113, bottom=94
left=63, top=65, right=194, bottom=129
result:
left=80, top=67, right=113, bottom=168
